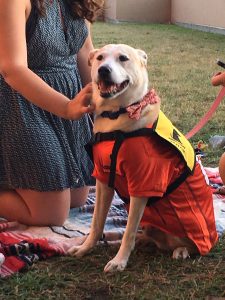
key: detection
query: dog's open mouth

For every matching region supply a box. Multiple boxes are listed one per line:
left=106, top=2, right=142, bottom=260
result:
left=97, top=79, right=129, bottom=98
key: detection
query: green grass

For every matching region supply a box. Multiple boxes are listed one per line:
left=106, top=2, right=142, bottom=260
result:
left=1, top=240, right=225, bottom=299
left=1, top=22, right=225, bottom=300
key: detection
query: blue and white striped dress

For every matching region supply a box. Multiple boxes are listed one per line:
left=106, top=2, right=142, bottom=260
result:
left=0, top=0, right=94, bottom=191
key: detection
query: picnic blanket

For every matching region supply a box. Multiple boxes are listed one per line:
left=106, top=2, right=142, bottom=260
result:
left=1, top=169, right=225, bottom=278
left=204, top=167, right=225, bottom=237
left=0, top=191, right=127, bottom=278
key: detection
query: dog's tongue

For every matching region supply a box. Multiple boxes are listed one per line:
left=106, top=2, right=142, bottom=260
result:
left=98, top=81, right=117, bottom=93
left=99, top=81, right=108, bottom=92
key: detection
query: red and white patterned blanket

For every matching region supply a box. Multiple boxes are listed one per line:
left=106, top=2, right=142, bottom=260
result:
left=0, top=167, right=225, bottom=278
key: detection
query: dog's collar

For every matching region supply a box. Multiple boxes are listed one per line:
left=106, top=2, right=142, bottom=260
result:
left=101, top=107, right=127, bottom=120
left=100, top=89, right=160, bottom=120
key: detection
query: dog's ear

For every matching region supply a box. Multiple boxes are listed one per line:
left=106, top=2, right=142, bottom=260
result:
left=136, top=49, right=148, bottom=66
left=88, top=49, right=99, bottom=67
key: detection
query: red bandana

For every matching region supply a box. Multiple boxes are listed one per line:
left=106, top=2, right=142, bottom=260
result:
left=126, top=89, right=160, bottom=120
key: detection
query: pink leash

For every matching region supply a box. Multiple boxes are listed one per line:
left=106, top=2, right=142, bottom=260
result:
left=185, top=86, right=225, bottom=139
left=186, top=71, right=225, bottom=139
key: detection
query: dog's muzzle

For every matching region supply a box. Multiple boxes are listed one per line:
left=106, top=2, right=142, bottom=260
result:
left=97, top=65, right=129, bottom=99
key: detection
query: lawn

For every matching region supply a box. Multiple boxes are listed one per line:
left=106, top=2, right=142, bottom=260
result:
left=1, top=22, right=225, bottom=300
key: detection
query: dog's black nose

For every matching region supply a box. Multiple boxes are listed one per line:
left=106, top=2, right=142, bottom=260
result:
left=98, top=65, right=112, bottom=78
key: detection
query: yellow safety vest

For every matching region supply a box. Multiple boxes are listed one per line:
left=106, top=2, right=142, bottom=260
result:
left=153, top=110, right=195, bottom=173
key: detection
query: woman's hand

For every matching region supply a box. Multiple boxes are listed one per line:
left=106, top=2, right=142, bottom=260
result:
left=211, top=71, right=225, bottom=86
left=65, top=83, right=95, bottom=120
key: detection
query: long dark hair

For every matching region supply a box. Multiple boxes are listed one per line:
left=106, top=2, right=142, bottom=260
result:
left=32, top=0, right=104, bottom=22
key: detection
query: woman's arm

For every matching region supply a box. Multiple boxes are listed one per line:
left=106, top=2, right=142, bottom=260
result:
left=77, top=21, right=94, bottom=86
left=0, top=0, right=93, bottom=119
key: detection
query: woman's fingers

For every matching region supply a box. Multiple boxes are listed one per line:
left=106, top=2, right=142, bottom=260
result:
left=65, top=83, right=95, bottom=119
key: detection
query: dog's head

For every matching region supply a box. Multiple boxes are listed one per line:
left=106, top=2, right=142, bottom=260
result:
left=89, top=44, right=149, bottom=112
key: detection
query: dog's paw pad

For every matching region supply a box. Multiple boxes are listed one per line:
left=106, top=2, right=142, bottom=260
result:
left=104, top=259, right=127, bottom=273
left=172, top=247, right=190, bottom=259
left=67, top=245, right=88, bottom=257
left=67, top=246, right=80, bottom=256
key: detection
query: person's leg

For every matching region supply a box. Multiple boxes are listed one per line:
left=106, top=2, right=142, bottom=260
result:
left=70, top=186, right=90, bottom=208
left=0, top=188, right=71, bottom=226
left=219, top=152, right=225, bottom=184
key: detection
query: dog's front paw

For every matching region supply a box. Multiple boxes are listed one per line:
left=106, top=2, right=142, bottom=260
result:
left=104, top=256, right=128, bottom=273
left=172, top=247, right=190, bottom=259
left=68, top=244, right=93, bottom=258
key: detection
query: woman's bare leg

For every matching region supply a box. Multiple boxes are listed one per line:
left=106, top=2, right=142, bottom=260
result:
left=70, top=186, right=90, bottom=208
left=0, top=188, right=71, bottom=226
left=219, top=152, right=225, bottom=184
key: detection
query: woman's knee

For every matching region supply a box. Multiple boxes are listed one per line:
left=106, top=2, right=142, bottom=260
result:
left=16, top=188, right=71, bottom=226
left=70, top=186, right=90, bottom=208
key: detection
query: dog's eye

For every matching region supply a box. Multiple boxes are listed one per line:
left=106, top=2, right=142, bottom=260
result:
left=96, top=54, right=103, bottom=61
left=119, top=55, right=129, bottom=62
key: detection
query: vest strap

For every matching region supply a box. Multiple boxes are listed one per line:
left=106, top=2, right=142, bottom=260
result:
left=108, top=132, right=125, bottom=188
left=93, top=128, right=154, bottom=144
left=146, top=169, right=190, bottom=206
